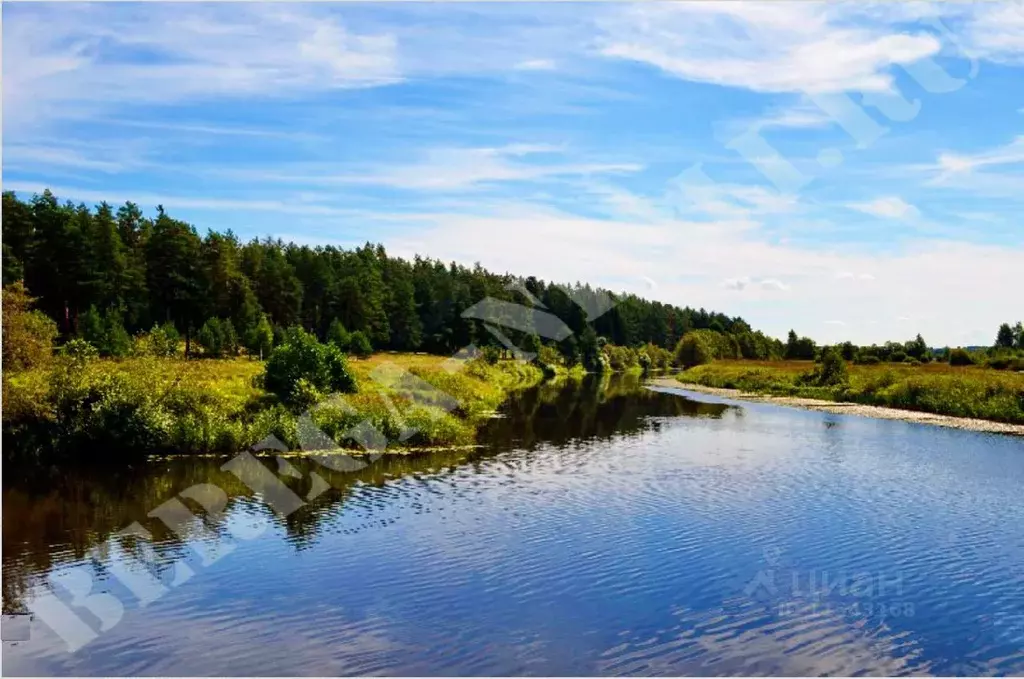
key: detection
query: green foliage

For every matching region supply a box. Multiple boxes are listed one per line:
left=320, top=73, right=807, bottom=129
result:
left=949, top=348, right=975, bottom=366
left=263, top=327, right=357, bottom=408
left=642, top=342, right=674, bottom=370
left=602, top=344, right=638, bottom=372
left=59, top=338, right=100, bottom=362
left=480, top=345, right=501, bottom=365
left=678, top=361, right=1024, bottom=424
left=327, top=318, right=350, bottom=351
left=347, top=330, right=373, bottom=357
left=813, top=346, right=850, bottom=387
left=996, top=323, right=1016, bottom=348
left=578, top=325, right=606, bottom=372
left=784, top=329, right=817, bottom=360
left=133, top=322, right=180, bottom=357
left=196, top=318, right=238, bottom=358
left=243, top=313, right=274, bottom=359
left=6, top=190, right=786, bottom=368
left=676, top=332, right=715, bottom=368
left=2, top=281, right=58, bottom=372
left=78, top=305, right=132, bottom=357
left=521, top=333, right=541, bottom=357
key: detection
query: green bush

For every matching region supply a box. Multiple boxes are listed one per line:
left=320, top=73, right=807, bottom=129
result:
left=196, top=318, right=238, bottom=358
left=2, top=281, right=59, bottom=372
left=949, top=348, right=974, bottom=366
left=480, top=345, right=501, bottom=365
left=348, top=330, right=373, bottom=358
left=263, top=327, right=357, bottom=408
left=59, top=338, right=100, bottom=361
left=79, top=306, right=132, bottom=357
left=855, top=354, right=881, bottom=365
left=242, top=314, right=273, bottom=360
left=987, top=355, right=1024, bottom=371
left=815, top=346, right=849, bottom=386
left=327, top=318, right=350, bottom=351
left=131, top=325, right=181, bottom=360
left=675, top=332, right=715, bottom=368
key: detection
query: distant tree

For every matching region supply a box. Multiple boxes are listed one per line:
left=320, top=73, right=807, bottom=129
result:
left=784, top=330, right=817, bottom=360
left=559, top=335, right=580, bottom=366
left=197, top=318, right=238, bottom=358
left=675, top=332, right=714, bottom=368
left=1014, top=322, right=1024, bottom=350
left=949, top=348, right=974, bottom=366
left=840, top=341, right=857, bottom=361
left=814, top=346, right=849, bottom=386
left=347, top=330, right=373, bottom=357
left=244, top=313, right=274, bottom=360
left=996, top=323, right=1016, bottom=349
left=146, top=210, right=204, bottom=355
left=4, top=189, right=788, bottom=369
left=521, top=333, right=541, bottom=357
left=327, top=318, right=351, bottom=351
left=905, top=334, right=929, bottom=361
left=78, top=305, right=131, bottom=357
left=578, top=325, right=605, bottom=372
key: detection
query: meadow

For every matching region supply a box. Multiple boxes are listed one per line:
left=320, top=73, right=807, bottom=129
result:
left=1, top=352, right=546, bottom=462
left=676, top=360, right=1024, bottom=424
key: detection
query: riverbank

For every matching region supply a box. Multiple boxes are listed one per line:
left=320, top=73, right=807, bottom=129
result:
left=669, top=360, right=1024, bottom=425
left=2, top=352, right=546, bottom=461
left=649, top=377, right=1024, bottom=436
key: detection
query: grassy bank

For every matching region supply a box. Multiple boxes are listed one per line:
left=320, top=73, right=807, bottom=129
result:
left=675, top=360, right=1024, bottom=424
left=2, top=353, right=545, bottom=461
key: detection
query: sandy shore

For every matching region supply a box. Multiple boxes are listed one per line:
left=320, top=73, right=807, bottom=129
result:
left=648, top=378, right=1024, bottom=437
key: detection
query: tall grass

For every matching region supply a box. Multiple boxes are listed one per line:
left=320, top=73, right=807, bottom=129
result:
left=2, top=354, right=545, bottom=461
left=677, top=360, right=1024, bottom=424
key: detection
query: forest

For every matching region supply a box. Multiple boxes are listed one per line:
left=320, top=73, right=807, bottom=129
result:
left=1, top=190, right=780, bottom=364
left=3, top=189, right=1023, bottom=460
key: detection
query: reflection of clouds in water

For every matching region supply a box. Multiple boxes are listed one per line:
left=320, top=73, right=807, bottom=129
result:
left=6, top=380, right=1024, bottom=675
left=599, top=601, right=931, bottom=676
left=5, top=597, right=408, bottom=676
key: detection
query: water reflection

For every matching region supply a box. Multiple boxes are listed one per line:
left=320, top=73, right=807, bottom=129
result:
left=3, top=374, right=721, bottom=618
left=4, top=376, right=1023, bottom=676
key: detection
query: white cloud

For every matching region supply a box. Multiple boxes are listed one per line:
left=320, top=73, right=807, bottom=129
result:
left=379, top=198, right=1021, bottom=346
left=3, top=4, right=400, bottom=133
left=936, top=136, right=1024, bottom=175
left=824, top=320, right=847, bottom=326
left=960, top=2, right=1024, bottom=64
left=599, top=3, right=941, bottom=94
left=846, top=196, right=919, bottom=219
left=212, top=145, right=641, bottom=192
left=755, top=103, right=836, bottom=130
left=514, top=59, right=556, bottom=71
left=758, top=279, right=791, bottom=292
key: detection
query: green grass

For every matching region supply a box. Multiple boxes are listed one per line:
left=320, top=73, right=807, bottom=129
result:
left=2, top=353, right=545, bottom=460
left=676, top=360, right=1024, bottom=424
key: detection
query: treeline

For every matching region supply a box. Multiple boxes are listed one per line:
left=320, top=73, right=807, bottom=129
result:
left=782, top=327, right=1024, bottom=370
left=2, top=190, right=767, bottom=361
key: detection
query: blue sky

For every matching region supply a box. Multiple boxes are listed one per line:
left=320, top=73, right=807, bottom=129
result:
left=3, top=2, right=1022, bottom=346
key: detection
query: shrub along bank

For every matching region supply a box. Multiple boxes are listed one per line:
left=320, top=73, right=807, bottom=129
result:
left=2, top=339, right=545, bottom=463
left=675, top=360, right=1024, bottom=424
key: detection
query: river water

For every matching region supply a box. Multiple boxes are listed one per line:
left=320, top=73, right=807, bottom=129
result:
left=3, top=374, right=1023, bottom=676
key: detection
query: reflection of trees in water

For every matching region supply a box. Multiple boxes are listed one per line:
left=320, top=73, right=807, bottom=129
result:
left=2, top=376, right=728, bottom=613
left=479, top=373, right=731, bottom=451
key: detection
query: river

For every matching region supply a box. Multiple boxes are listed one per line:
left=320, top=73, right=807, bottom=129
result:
left=3, top=374, right=1023, bottom=675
